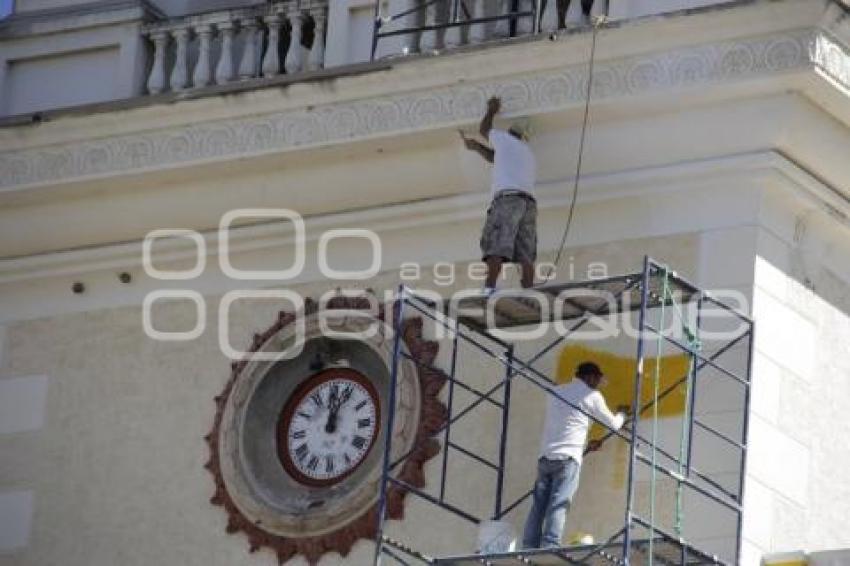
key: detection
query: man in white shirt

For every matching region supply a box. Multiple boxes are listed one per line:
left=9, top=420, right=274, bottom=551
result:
left=521, top=362, right=627, bottom=549
left=460, top=96, right=537, bottom=292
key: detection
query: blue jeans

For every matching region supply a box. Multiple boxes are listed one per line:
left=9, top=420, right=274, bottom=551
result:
left=521, top=456, right=581, bottom=549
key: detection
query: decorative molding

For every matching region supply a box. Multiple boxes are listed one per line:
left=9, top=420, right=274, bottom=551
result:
left=812, top=30, right=850, bottom=88
left=1, top=28, right=844, bottom=191
left=205, top=297, right=447, bottom=565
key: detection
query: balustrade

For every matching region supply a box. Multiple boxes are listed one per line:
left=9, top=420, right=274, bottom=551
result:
left=142, top=0, right=614, bottom=94
left=143, top=1, right=328, bottom=95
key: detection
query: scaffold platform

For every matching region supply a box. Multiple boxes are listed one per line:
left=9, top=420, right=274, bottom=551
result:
left=383, top=528, right=726, bottom=566
left=452, top=271, right=705, bottom=331
left=424, top=536, right=723, bottom=566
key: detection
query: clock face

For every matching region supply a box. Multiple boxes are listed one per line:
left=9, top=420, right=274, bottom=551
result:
left=278, top=368, right=380, bottom=487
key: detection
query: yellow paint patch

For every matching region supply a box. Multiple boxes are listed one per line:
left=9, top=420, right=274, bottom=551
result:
left=556, top=344, right=691, bottom=442
left=762, top=553, right=808, bottom=566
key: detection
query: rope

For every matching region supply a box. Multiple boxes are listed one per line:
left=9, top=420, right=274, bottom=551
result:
left=542, top=17, right=603, bottom=283
left=675, top=357, right=694, bottom=536
left=646, top=269, right=701, bottom=559
left=667, top=284, right=701, bottom=538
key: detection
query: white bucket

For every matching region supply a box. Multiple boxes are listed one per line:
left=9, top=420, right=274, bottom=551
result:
left=477, top=520, right=517, bottom=554
left=568, top=532, right=595, bottom=545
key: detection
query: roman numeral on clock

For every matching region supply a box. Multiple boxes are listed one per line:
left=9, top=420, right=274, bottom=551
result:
left=291, top=429, right=306, bottom=440
left=310, top=392, right=324, bottom=407
left=357, top=418, right=371, bottom=429
left=352, top=435, right=367, bottom=450
left=325, top=456, right=334, bottom=474
left=295, top=444, right=308, bottom=461
left=355, top=400, right=368, bottom=411
left=307, top=455, right=319, bottom=471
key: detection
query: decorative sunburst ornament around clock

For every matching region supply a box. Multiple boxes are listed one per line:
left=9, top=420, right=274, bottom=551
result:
left=204, top=296, right=447, bottom=565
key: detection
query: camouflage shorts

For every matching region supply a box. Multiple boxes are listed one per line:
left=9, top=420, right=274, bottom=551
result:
left=480, top=192, right=537, bottom=263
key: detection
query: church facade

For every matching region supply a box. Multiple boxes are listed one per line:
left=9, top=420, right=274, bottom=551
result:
left=1, top=1, right=850, bottom=564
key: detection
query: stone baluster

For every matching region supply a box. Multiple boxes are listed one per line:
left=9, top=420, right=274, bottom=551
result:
left=470, top=0, right=487, bottom=43
left=284, top=8, right=303, bottom=74
left=193, top=24, right=214, bottom=87
left=307, top=7, right=326, bottom=71
left=566, top=0, right=586, bottom=25
left=420, top=1, right=438, bottom=51
left=590, top=0, right=608, bottom=19
left=494, top=0, right=510, bottom=38
left=170, top=27, right=191, bottom=91
left=262, top=14, right=282, bottom=77
left=400, top=0, right=422, bottom=55
left=215, top=21, right=236, bottom=84
left=239, top=18, right=259, bottom=79
left=147, top=30, right=169, bottom=94
left=541, top=0, right=559, bottom=32
left=444, top=0, right=462, bottom=48
left=436, top=0, right=449, bottom=49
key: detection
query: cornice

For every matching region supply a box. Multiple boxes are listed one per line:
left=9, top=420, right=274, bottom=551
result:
left=1, top=150, right=848, bottom=324
left=1, top=27, right=846, bottom=193
left=1, top=149, right=845, bottom=285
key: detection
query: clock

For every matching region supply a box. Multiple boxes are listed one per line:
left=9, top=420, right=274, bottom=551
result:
left=204, top=298, right=448, bottom=565
left=277, top=368, right=380, bottom=487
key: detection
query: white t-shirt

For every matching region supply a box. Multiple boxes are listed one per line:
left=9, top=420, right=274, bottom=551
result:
left=488, top=129, right=536, bottom=197
left=539, top=378, right=625, bottom=465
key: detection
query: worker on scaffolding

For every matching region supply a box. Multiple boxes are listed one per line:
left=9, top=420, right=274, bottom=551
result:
left=460, top=96, right=537, bottom=293
left=522, top=361, right=627, bottom=549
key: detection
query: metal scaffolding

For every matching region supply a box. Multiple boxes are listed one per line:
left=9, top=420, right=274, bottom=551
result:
left=373, top=256, right=755, bottom=566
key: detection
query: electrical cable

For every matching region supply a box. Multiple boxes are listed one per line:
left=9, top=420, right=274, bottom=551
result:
left=542, top=16, right=603, bottom=283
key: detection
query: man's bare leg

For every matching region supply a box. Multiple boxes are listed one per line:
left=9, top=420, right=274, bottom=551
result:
left=521, top=262, right=535, bottom=288
left=485, top=256, right=504, bottom=289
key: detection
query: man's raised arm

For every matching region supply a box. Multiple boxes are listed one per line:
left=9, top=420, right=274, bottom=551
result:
left=459, top=131, right=494, bottom=163
left=480, top=96, right=501, bottom=138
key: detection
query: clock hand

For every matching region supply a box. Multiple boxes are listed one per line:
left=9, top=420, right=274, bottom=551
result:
left=328, top=385, right=338, bottom=411
left=324, top=415, right=337, bottom=434
left=338, top=385, right=354, bottom=408
left=325, top=410, right=337, bottom=434
left=325, top=385, right=352, bottom=434
left=325, top=385, right=340, bottom=434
